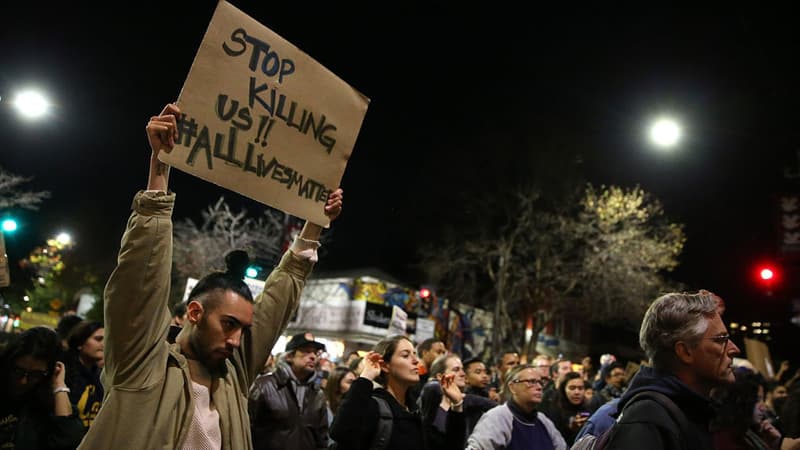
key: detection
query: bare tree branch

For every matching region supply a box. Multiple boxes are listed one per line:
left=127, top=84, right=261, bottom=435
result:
left=0, top=167, right=50, bottom=210
left=172, top=197, right=286, bottom=281
left=419, top=184, right=686, bottom=354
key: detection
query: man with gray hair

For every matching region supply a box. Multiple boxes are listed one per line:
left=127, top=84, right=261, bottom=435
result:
left=604, top=290, right=739, bottom=450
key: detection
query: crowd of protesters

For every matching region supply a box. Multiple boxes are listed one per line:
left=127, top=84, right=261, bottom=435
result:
left=4, top=300, right=800, bottom=449
left=3, top=103, right=800, bottom=450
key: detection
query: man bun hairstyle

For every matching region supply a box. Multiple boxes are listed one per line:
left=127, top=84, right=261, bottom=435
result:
left=188, top=250, right=254, bottom=308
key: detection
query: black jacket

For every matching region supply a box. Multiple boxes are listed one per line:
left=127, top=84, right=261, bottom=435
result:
left=248, top=362, right=329, bottom=450
left=605, top=366, right=716, bottom=450
left=541, top=396, right=591, bottom=445
left=418, top=380, right=497, bottom=447
left=330, top=377, right=466, bottom=450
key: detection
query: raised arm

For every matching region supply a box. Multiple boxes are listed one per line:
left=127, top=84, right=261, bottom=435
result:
left=103, top=104, right=179, bottom=388
left=238, top=189, right=343, bottom=386
left=145, top=103, right=179, bottom=191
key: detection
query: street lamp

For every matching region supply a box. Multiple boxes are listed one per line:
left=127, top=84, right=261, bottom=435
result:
left=648, top=116, right=682, bottom=149
left=1, top=219, right=17, bottom=233
left=11, top=89, right=50, bottom=120
left=55, top=232, right=72, bottom=247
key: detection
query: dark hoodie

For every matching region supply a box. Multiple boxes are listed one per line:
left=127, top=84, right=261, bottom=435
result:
left=605, top=366, right=716, bottom=450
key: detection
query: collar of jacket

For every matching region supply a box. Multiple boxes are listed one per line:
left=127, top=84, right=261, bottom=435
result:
left=274, top=361, right=318, bottom=390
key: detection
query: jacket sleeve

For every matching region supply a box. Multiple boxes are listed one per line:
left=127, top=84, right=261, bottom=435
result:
left=103, top=191, right=174, bottom=388
left=247, top=374, right=271, bottom=447
left=538, top=412, right=568, bottom=450
left=604, top=400, right=675, bottom=450
left=444, top=409, right=467, bottom=450
left=604, top=421, right=665, bottom=450
left=315, top=389, right=330, bottom=450
left=466, top=405, right=513, bottom=450
left=235, top=249, right=314, bottom=390
left=419, top=381, right=443, bottom=427
left=330, top=377, right=379, bottom=450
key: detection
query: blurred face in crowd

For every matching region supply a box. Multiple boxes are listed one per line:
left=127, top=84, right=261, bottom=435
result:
left=584, top=386, right=594, bottom=402
left=688, top=313, right=740, bottom=389
left=466, top=361, right=490, bottom=389
left=423, top=342, right=446, bottom=367
left=771, top=385, right=788, bottom=400
left=79, top=328, right=105, bottom=366
left=499, top=353, right=520, bottom=381
left=444, top=357, right=467, bottom=390
left=188, top=290, right=254, bottom=372
left=508, top=368, right=544, bottom=409
left=556, top=361, right=572, bottom=380
left=532, top=356, right=552, bottom=380
left=565, top=378, right=586, bottom=406
left=606, top=367, right=626, bottom=388
left=10, top=355, right=48, bottom=399
left=339, top=371, right=356, bottom=395
left=385, top=338, right=420, bottom=385
left=288, top=345, right=321, bottom=381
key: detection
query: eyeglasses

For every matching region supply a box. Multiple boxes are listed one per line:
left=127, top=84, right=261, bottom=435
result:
left=12, top=366, right=49, bottom=382
left=512, top=378, right=544, bottom=387
left=705, top=334, right=730, bottom=346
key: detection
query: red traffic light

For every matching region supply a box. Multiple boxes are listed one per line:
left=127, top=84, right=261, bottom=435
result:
left=419, top=288, right=431, bottom=299
left=754, top=264, right=779, bottom=287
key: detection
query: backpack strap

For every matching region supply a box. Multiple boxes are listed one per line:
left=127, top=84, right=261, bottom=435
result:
left=620, top=391, right=691, bottom=450
left=370, top=395, right=394, bottom=450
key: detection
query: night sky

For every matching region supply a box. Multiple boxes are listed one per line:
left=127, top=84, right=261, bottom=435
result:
left=2, top=4, right=799, bottom=358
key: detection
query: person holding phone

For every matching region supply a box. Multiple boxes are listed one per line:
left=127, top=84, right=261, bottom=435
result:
left=540, top=371, right=592, bottom=446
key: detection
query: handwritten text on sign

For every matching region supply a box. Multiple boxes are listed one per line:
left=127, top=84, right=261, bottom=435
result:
left=161, top=1, right=369, bottom=226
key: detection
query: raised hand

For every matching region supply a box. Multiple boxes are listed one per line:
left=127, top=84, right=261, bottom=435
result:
left=439, top=372, right=465, bottom=406
left=51, top=361, right=66, bottom=389
left=325, top=188, right=343, bottom=222
left=360, top=351, right=383, bottom=381
left=146, top=103, right=180, bottom=157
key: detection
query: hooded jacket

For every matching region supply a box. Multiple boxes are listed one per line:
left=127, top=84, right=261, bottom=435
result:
left=605, top=365, right=716, bottom=450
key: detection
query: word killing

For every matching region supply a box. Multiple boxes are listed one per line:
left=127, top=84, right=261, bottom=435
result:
left=178, top=117, right=331, bottom=203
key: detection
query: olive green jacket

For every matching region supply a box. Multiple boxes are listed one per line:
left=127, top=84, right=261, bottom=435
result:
left=78, top=191, right=312, bottom=449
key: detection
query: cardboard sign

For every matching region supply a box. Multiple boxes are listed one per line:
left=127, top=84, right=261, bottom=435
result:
left=744, top=337, right=773, bottom=376
left=161, top=1, right=369, bottom=226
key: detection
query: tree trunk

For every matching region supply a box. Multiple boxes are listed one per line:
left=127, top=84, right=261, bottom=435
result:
left=491, top=255, right=505, bottom=358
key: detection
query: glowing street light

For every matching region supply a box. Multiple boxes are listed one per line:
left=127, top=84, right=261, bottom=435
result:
left=648, top=117, right=682, bottom=149
left=12, top=89, right=50, bottom=120
left=55, top=232, right=72, bottom=247
left=1, top=219, right=17, bottom=233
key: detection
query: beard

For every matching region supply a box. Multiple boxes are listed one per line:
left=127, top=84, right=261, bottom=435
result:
left=189, top=319, right=229, bottom=376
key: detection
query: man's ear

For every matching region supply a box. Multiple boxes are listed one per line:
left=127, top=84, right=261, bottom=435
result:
left=186, top=300, right=204, bottom=325
left=674, top=341, right=695, bottom=365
